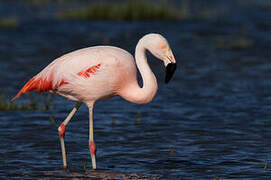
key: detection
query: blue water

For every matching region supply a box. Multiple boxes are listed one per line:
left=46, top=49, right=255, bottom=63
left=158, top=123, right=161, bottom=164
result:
left=1, top=0, right=271, bottom=179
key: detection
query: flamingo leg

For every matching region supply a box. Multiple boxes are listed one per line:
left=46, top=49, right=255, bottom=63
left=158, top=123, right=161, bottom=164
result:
left=58, top=102, right=81, bottom=168
left=89, top=106, right=97, bottom=169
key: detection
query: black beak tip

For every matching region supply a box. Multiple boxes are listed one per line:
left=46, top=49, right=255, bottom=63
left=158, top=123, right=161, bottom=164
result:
left=165, top=63, right=176, bottom=84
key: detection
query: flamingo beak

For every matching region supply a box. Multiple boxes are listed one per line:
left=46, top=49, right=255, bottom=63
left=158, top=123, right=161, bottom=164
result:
left=165, top=62, right=176, bottom=84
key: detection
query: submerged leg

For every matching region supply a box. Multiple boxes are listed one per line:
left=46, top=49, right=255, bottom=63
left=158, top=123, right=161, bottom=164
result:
left=58, top=102, right=81, bottom=168
left=89, top=105, right=97, bottom=169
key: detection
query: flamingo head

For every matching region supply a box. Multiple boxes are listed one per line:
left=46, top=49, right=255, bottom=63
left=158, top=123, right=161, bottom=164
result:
left=146, top=34, right=177, bottom=84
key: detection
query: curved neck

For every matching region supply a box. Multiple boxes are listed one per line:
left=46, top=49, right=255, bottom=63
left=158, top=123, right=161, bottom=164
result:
left=120, top=38, right=158, bottom=104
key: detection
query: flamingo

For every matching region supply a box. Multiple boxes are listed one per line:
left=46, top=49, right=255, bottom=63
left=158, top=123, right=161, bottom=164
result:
left=12, top=33, right=177, bottom=169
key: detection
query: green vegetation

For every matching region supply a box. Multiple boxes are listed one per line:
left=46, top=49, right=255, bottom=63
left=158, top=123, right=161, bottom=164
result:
left=49, top=116, right=56, bottom=125
left=0, top=92, right=52, bottom=111
left=0, top=0, right=222, bottom=21
left=264, top=162, right=268, bottom=170
left=58, top=0, right=221, bottom=21
left=111, top=118, right=115, bottom=125
left=83, top=160, right=87, bottom=172
left=0, top=17, right=18, bottom=28
left=41, top=94, right=52, bottom=111
left=60, top=2, right=178, bottom=21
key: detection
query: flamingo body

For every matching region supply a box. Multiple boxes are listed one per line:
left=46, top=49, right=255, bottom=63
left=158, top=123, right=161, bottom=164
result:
left=13, top=46, right=137, bottom=104
left=12, top=33, right=177, bottom=169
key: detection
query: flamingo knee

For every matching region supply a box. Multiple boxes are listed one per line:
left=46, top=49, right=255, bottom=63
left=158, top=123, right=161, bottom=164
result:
left=89, top=141, right=97, bottom=155
left=58, top=124, right=66, bottom=139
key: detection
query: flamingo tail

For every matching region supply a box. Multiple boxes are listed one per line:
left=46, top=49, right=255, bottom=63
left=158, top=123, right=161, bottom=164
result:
left=11, top=76, right=53, bottom=102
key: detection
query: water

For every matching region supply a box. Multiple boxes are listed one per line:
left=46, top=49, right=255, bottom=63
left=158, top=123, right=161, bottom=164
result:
left=1, top=0, right=271, bottom=179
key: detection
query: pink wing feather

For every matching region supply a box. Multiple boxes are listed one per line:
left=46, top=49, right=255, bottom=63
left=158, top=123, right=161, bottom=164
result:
left=12, top=54, right=101, bottom=102
left=11, top=68, right=68, bottom=101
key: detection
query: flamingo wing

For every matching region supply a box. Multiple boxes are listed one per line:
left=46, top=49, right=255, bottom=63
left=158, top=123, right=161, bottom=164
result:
left=12, top=48, right=103, bottom=101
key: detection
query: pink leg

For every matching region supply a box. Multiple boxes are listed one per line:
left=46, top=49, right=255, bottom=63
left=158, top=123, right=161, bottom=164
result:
left=58, top=124, right=67, bottom=168
left=58, top=102, right=81, bottom=168
left=89, top=105, right=97, bottom=169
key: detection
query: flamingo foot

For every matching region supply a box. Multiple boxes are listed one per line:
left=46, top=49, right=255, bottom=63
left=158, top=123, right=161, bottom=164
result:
left=89, top=141, right=97, bottom=169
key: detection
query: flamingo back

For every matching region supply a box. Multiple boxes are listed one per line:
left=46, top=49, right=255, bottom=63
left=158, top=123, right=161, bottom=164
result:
left=12, top=46, right=137, bottom=103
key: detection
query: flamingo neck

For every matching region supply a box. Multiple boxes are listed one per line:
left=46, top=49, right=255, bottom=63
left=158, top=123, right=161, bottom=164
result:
left=121, top=37, right=158, bottom=104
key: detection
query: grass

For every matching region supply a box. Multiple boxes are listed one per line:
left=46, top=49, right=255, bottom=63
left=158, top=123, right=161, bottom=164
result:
left=0, top=17, right=18, bottom=28
left=58, top=0, right=223, bottom=21
left=111, top=118, right=115, bottom=126
left=41, top=94, right=52, bottom=111
left=60, top=1, right=178, bottom=21
left=83, top=160, right=87, bottom=172
left=0, top=0, right=222, bottom=21
left=264, top=162, right=268, bottom=170
left=0, top=92, right=52, bottom=111
left=49, top=116, right=56, bottom=125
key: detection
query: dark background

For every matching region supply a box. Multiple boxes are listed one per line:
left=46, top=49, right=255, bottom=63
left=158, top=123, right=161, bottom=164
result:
left=0, top=0, right=271, bottom=179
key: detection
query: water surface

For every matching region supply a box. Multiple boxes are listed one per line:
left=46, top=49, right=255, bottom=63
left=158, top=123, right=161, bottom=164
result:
left=1, top=1, right=271, bottom=179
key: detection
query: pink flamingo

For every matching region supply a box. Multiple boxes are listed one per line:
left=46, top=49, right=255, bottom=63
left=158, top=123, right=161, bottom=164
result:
left=12, top=33, right=176, bottom=169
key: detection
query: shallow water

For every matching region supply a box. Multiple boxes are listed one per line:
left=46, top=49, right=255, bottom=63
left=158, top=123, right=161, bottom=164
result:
left=1, top=0, right=271, bottom=179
